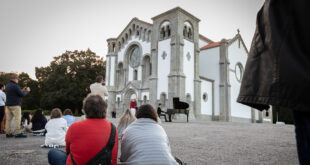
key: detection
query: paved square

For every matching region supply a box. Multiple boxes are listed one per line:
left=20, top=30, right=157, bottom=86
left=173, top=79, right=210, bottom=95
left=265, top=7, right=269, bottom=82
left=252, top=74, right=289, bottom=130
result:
left=0, top=118, right=298, bottom=165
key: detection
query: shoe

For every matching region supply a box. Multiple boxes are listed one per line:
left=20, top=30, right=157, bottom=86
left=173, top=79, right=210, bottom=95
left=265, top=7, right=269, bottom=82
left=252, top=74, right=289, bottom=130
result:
left=6, top=133, right=14, bottom=138
left=15, top=133, right=27, bottom=138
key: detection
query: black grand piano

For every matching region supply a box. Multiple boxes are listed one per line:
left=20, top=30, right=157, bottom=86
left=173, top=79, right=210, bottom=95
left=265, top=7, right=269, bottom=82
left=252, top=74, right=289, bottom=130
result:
left=167, top=97, right=190, bottom=122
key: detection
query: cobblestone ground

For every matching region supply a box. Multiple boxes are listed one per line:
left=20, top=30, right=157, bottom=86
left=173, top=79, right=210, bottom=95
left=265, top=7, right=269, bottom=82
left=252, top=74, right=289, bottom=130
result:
left=0, top=118, right=298, bottom=165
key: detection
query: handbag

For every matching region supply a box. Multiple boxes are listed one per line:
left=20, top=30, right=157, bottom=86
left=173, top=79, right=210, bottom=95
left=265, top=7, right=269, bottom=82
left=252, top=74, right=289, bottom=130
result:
left=70, top=123, right=116, bottom=165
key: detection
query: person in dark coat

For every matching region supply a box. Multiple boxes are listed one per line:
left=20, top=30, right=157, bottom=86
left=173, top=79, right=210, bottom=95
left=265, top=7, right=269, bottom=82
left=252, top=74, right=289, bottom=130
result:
left=237, top=0, right=310, bottom=164
left=5, top=73, right=30, bottom=138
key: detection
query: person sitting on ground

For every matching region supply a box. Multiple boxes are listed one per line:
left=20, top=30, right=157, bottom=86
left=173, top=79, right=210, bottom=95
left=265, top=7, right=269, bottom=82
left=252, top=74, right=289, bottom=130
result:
left=62, top=109, right=75, bottom=127
left=120, top=104, right=178, bottom=165
left=31, top=108, right=47, bottom=136
left=48, top=94, right=118, bottom=165
left=117, top=109, right=136, bottom=140
left=44, top=108, right=67, bottom=147
left=21, top=112, right=32, bottom=133
left=157, top=103, right=168, bottom=122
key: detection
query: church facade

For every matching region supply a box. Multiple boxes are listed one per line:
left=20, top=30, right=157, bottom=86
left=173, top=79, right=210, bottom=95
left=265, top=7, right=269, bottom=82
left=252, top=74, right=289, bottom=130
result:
left=105, top=7, right=268, bottom=123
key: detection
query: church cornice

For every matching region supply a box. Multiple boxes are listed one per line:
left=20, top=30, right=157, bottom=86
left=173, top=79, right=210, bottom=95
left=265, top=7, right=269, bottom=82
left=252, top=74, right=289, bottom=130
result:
left=151, top=7, right=200, bottom=22
left=116, top=17, right=152, bottom=40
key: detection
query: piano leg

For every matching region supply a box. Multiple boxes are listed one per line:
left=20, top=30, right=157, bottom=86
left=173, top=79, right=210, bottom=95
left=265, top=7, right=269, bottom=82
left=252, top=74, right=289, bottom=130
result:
left=168, top=114, right=172, bottom=122
left=186, top=111, right=189, bottom=122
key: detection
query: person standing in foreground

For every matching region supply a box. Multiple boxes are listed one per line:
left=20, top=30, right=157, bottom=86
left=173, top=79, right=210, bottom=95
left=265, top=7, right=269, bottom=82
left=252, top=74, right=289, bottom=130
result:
left=5, top=74, right=30, bottom=138
left=90, top=76, right=109, bottom=100
left=0, top=84, right=6, bottom=133
left=48, top=94, right=118, bottom=165
left=237, top=0, right=310, bottom=164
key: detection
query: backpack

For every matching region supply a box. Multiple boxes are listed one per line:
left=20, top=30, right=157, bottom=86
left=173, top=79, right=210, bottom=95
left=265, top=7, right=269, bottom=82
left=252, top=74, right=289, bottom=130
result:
left=70, top=123, right=116, bottom=165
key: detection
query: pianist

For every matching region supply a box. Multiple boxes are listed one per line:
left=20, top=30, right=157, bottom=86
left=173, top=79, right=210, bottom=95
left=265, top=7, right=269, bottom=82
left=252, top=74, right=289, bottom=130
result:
left=157, top=103, right=168, bottom=122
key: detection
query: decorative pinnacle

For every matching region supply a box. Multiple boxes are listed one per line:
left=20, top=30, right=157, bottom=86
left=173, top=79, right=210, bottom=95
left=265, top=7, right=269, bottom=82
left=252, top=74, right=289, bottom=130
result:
left=237, top=29, right=240, bottom=34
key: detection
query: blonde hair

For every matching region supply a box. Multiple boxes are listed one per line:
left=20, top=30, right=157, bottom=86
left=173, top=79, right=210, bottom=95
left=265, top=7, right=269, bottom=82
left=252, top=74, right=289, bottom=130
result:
left=118, top=109, right=136, bottom=128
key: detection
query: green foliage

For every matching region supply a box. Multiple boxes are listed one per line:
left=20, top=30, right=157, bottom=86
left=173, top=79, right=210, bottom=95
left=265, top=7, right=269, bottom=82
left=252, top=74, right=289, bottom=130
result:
left=22, top=109, right=51, bottom=116
left=0, top=72, right=14, bottom=85
left=36, top=49, right=106, bottom=114
left=18, top=72, right=41, bottom=110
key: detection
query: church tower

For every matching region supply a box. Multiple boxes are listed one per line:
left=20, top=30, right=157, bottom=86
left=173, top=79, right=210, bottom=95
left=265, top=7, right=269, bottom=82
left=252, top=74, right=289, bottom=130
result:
left=149, top=7, right=201, bottom=117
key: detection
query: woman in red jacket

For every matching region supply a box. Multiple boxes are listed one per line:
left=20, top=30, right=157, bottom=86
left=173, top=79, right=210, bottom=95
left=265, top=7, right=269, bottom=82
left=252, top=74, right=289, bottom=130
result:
left=48, top=94, right=118, bottom=165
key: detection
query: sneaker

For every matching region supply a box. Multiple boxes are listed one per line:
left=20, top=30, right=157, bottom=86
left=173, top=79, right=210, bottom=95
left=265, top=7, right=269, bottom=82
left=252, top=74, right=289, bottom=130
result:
left=6, top=133, right=14, bottom=138
left=15, top=133, right=27, bottom=138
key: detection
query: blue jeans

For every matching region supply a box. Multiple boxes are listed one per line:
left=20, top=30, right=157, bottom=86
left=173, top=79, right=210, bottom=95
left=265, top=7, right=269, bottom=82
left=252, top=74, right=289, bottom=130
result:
left=293, top=110, right=310, bottom=165
left=48, top=149, right=67, bottom=165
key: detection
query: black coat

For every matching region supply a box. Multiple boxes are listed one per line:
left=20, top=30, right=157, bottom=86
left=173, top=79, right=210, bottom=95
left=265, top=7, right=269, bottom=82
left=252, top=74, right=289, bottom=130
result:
left=237, top=0, right=310, bottom=112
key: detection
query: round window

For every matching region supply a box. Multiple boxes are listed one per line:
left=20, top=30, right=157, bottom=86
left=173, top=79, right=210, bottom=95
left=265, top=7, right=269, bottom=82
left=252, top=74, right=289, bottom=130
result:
left=202, top=93, right=208, bottom=102
left=235, top=62, right=244, bottom=83
left=129, top=46, right=141, bottom=68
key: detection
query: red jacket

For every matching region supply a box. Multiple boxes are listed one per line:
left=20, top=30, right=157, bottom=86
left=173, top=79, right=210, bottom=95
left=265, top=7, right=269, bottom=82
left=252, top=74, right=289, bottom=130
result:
left=130, top=101, right=136, bottom=109
left=65, top=118, right=118, bottom=165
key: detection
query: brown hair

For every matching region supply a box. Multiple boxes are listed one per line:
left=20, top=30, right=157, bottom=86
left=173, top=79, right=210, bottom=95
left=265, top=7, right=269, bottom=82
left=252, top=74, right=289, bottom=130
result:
left=51, top=108, right=62, bottom=119
left=83, top=94, right=107, bottom=119
left=63, top=109, right=73, bottom=116
left=118, top=109, right=136, bottom=128
left=136, top=104, right=158, bottom=122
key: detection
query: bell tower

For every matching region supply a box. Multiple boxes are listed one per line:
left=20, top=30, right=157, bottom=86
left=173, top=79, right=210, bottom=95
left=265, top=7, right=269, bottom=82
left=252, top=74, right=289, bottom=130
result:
left=150, top=7, right=201, bottom=117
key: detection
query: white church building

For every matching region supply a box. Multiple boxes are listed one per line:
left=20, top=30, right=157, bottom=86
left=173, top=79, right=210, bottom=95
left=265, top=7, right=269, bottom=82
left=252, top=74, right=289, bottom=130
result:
left=105, top=7, right=266, bottom=123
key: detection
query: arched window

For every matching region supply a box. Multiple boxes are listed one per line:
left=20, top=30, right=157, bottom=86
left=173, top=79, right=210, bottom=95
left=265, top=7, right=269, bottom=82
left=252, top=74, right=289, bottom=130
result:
left=117, top=63, right=124, bottom=88
left=129, top=29, right=132, bottom=35
left=142, top=56, right=151, bottom=81
left=160, top=27, right=165, bottom=40
left=125, top=33, right=128, bottom=41
left=134, top=69, right=138, bottom=80
left=143, top=95, right=147, bottom=104
left=117, top=97, right=121, bottom=107
left=183, top=26, right=187, bottom=38
left=167, top=26, right=171, bottom=37
left=188, top=28, right=192, bottom=40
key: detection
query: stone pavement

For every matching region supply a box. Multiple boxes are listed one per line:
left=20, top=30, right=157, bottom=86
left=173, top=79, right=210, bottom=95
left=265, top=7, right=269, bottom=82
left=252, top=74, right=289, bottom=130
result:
left=0, top=118, right=298, bottom=165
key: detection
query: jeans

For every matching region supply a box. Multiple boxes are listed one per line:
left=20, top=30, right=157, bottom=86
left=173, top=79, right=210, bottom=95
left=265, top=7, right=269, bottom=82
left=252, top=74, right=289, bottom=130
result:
left=48, top=149, right=67, bottom=165
left=293, top=110, right=310, bottom=165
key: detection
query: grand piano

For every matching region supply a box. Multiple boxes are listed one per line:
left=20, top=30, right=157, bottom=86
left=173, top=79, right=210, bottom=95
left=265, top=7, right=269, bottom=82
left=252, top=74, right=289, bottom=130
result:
left=167, top=97, right=190, bottom=122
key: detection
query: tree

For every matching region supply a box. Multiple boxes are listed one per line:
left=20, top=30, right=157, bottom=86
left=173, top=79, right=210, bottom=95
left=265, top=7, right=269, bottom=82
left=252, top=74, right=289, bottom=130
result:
left=36, top=49, right=106, bottom=114
left=18, top=72, right=41, bottom=110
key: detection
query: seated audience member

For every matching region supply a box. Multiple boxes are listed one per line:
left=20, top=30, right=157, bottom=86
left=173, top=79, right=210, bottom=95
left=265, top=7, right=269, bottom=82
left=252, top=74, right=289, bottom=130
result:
left=48, top=94, right=118, bottom=165
left=157, top=103, right=168, bottom=122
left=31, top=108, right=47, bottom=136
left=45, top=108, right=67, bottom=146
left=117, top=109, right=136, bottom=140
left=120, top=104, right=178, bottom=165
left=62, top=109, right=75, bottom=127
left=21, top=112, right=32, bottom=132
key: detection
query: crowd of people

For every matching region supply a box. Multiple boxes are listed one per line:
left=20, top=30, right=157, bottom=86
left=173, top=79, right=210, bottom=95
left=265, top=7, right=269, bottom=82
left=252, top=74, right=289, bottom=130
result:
left=0, top=75, right=180, bottom=165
